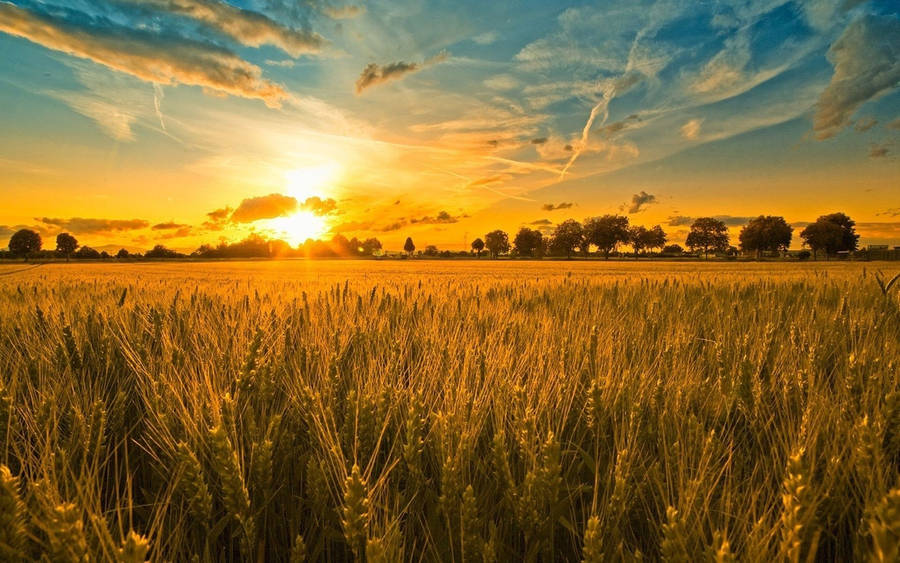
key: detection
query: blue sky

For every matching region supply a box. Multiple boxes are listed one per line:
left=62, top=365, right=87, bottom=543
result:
left=0, top=0, right=897, bottom=250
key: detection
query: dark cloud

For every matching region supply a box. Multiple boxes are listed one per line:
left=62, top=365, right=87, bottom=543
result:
left=599, top=114, right=640, bottom=137
left=300, top=196, right=338, bottom=215
left=541, top=202, right=574, bottom=211
left=355, top=51, right=448, bottom=94
left=0, top=2, right=288, bottom=107
left=876, top=208, right=900, bottom=217
left=813, top=16, right=900, bottom=139
left=410, top=210, right=467, bottom=225
left=159, top=226, right=193, bottom=239
left=869, top=142, right=890, bottom=158
left=667, top=215, right=753, bottom=227
left=37, top=217, right=149, bottom=234
left=529, top=219, right=553, bottom=225
left=627, top=191, right=657, bottom=214
left=152, top=221, right=190, bottom=230
left=531, top=137, right=548, bottom=144
left=120, top=0, right=325, bottom=56
left=230, top=193, right=298, bottom=223
left=854, top=117, right=878, bottom=132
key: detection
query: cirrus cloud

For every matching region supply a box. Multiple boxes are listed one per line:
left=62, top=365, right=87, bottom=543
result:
left=0, top=1, right=289, bottom=107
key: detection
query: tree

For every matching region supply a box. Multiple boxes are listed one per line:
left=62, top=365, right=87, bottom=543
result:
left=629, top=226, right=650, bottom=256
left=55, top=232, right=78, bottom=260
left=584, top=215, right=630, bottom=259
left=360, top=238, right=382, bottom=256
left=739, top=215, right=792, bottom=258
left=685, top=217, right=729, bottom=259
left=549, top=219, right=584, bottom=258
left=75, top=246, right=101, bottom=259
left=8, top=229, right=42, bottom=258
left=424, top=245, right=439, bottom=256
left=800, top=220, right=843, bottom=260
left=116, top=248, right=130, bottom=259
left=484, top=230, right=509, bottom=259
left=800, top=212, right=859, bottom=259
left=513, top=227, right=544, bottom=258
left=662, top=244, right=683, bottom=255
left=471, top=237, right=485, bottom=257
left=145, top=244, right=180, bottom=259
left=403, top=237, right=415, bottom=256
left=646, top=225, right=667, bottom=254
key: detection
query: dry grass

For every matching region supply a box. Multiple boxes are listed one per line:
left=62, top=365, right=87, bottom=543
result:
left=0, top=260, right=898, bottom=561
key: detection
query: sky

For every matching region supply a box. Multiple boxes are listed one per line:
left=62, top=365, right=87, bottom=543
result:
left=0, top=0, right=898, bottom=252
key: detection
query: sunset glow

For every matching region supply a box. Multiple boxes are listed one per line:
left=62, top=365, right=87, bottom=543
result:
left=0, top=0, right=896, bottom=252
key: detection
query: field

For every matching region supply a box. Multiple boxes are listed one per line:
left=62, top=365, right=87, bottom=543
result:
left=1, top=260, right=899, bottom=562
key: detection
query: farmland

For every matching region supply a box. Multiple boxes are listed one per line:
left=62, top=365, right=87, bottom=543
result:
left=1, top=260, right=899, bottom=561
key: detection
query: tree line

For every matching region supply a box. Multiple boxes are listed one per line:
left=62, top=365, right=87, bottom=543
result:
left=1, top=232, right=384, bottom=260
left=445, top=212, right=860, bottom=260
left=2, top=212, right=863, bottom=261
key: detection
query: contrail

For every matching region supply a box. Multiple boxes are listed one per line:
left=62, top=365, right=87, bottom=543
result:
left=153, top=83, right=166, bottom=132
left=559, top=81, right=617, bottom=179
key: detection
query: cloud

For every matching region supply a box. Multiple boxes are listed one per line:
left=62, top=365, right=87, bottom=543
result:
left=888, top=118, right=900, bottom=130
left=410, top=210, right=467, bottom=225
left=158, top=226, right=193, bottom=239
left=626, top=191, right=657, bottom=214
left=37, top=217, right=149, bottom=234
left=854, top=117, right=878, bottom=132
left=869, top=142, right=890, bottom=158
left=230, top=193, right=298, bottom=223
left=813, top=15, right=900, bottom=140
left=472, top=31, right=498, bottom=45
left=531, top=137, right=548, bottom=144
left=300, top=196, right=337, bottom=215
left=355, top=51, right=449, bottom=94
left=680, top=118, right=703, bottom=140
left=152, top=221, right=190, bottom=230
left=666, top=215, right=753, bottom=227
left=483, top=74, right=519, bottom=91
left=876, top=208, right=900, bottom=217
left=124, top=0, right=325, bottom=56
left=0, top=2, right=288, bottom=107
left=322, top=5, right=365, bottom=19
left=541, top=202, right=574, bottom=211
left=666, top=215, right=693, bottom=227
left=529, top=219, right=553, bottom=226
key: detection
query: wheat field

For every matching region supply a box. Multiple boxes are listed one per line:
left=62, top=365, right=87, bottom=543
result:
left=1, top=260, right=898, bottom=562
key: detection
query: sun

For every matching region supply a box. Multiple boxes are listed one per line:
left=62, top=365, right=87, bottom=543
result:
left=265, top=161, right=340, bottom=245
left=267, top=211, right=328, bottom=246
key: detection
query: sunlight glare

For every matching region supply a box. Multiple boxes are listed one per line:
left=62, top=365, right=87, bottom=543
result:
left=267, top=210, right=328, bottom=246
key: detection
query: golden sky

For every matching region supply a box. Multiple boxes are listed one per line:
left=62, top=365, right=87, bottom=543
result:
left=0, top=0, right=898, bottom=251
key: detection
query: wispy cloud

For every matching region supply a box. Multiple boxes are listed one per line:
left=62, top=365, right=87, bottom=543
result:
left=0, top=2, right=288, bottom=106
left=813, top=15, right=900, bottom=139
left=37, top=217, right=149, bottom=234
left=541, top=202, right=574, bottom=211
left=680, top=118, right=703, bottom=140
left=355, top=51, right=449, bottom=94
left=121, top=0, right=325, bottom=56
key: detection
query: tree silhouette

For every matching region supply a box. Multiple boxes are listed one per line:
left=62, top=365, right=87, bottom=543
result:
left=8, top=229, right=41, bottom=259
left=403, top=237, right=415, bottom=256
left=584, top=215, right=629, bottom=259
left=685, top=217, right=729, bottom=259
left=739, top=215, right=792, bottom=259
left=484, top=230, right=509, bottom=259
left=471, top=237, right=485, bottom=257
left=513, top=227, right=543, bottom=257
left=646, top=225, right=667, bottom=254
left=116, top=248, right=130, bottom=259
left=550, top=220, right=584, bottom=258
left=56, top=232, right=78, bottom=261
left=800, top=212, right=858, bottom=259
